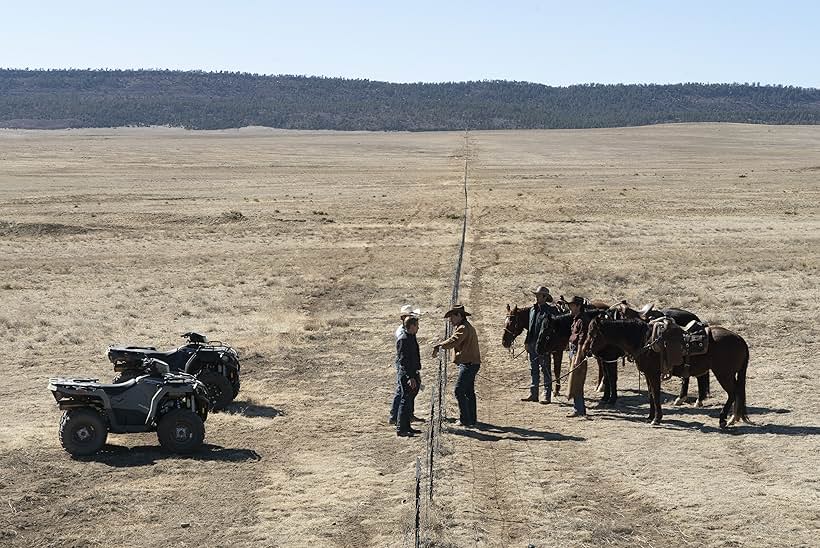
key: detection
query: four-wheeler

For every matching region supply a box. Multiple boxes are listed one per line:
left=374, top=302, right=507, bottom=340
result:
left=107, top=332, right=240, bottom=410
left=48, top=358, right=211, bottom=456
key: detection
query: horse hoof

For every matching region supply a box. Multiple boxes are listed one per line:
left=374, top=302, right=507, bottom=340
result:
left=719, top=420, right=728, bottom=429
left=650, top=419, right=661, bottom=426
left=695, top=399, right=704, bottom=408
left=673, top=397, right=685, bottom=406
left=727, top=415, right=738, bottom=426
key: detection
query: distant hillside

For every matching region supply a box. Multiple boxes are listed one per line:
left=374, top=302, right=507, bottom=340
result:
left=1, top=69, right=818, bottom=130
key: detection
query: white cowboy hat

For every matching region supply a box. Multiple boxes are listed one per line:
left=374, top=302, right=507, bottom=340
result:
left=531, top=286, right=551, bottom=296
left=400, top=304, right=421, bottom=318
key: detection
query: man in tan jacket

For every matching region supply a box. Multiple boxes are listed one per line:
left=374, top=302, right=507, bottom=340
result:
left=432, top=304, right=481, bottom=427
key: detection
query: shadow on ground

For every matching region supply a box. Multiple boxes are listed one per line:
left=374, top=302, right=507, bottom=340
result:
left=221, top=400, right=283, bottom=418
left=588, top=390, right=806, bottom=435
left=76, top=443, right=262, bottom=467
left=448, top=421, right=585, bottom=442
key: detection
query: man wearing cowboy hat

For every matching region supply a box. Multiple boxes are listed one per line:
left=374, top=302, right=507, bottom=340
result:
left=522, top=286, right=555, bottom=404
left=389, top=304, right=424, bottom=426
left=396, top=316, right=423, bottom=437
left=432, top=304, right=481, bottom=427
left=566, top=296, right=589, bottom=417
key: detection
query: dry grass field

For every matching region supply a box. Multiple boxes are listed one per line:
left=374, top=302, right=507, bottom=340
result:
left=0, top=124, right=818, bottom=548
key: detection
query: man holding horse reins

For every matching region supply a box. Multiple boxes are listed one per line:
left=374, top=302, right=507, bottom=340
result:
left=522, top=286, right=556, bottom=404
left=565, top=296, right=589, bottom=418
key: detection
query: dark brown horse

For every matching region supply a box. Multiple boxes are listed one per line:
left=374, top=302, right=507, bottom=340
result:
left=536, top=304, right=623, bottom=404
left=584, top=317, right=750, bottom=428
left=502, top=304, right=564, bottom=396
left=611, top=302, right=711, bottom=406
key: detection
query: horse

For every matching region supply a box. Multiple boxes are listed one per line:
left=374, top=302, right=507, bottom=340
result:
left=611, top=302, right=711, bottom=406
left=502, top=304, right=564, bottom=396
left=535, top=304, right=624, bottom=404
left=584, top=316, right=751, bottom=428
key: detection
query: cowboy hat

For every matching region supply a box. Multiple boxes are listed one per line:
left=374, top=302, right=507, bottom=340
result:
left=566, top=296, right=586, bottom=306
left=400, top=304, right=421, bottom=318
left=444, top=304, right=471, bottom=318
left=531, top=286, right=551, bottom=296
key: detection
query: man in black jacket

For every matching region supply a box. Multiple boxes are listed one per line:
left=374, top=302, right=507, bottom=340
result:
left=396, top=316, right=422, bottom=437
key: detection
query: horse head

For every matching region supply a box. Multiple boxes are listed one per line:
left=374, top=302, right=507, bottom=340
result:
left=502, top=304, right=525, bottom=348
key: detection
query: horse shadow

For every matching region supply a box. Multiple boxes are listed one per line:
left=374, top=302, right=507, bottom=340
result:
left=593, top=391, right=807, bottom=435
left=75, top=443, right=263, bottom=467
left=221, top=400, right=283, bottom=419
left=448, top=421, right=585, bottom=442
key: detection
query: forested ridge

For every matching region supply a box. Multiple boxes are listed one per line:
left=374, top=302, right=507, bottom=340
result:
left=1, top=69, right=818, bottom=130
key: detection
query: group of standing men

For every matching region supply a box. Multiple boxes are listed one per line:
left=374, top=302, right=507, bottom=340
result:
left=520, top=287, right=591, bottom=417
left=389, top=285, right=591, bottom=438
left=390, top=303, right=482, bottom=437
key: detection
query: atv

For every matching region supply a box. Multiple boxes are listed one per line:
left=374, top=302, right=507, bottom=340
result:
left=48, top=358, right=211, bottom=456
left=107, top=332, right=240, bottom=410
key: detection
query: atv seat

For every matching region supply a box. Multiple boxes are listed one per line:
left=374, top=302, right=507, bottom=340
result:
left=109, top=346, right=178, bottom=358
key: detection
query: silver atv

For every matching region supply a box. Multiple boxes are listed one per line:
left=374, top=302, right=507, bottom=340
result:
left=48, top=358, right=211, bottom=456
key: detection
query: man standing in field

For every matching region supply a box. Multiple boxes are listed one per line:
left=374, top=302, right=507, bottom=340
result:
left=566, top=296, right=589, bottom=418
left=390, top=305, right=423, bottom=425
left=396, top=316, right=423, bottom=437
left=521, top=286, right=555, bottom=404
left=432, top=304, right=481, bottom=427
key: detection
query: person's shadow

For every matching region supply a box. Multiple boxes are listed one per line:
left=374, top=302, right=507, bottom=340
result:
left=448, top=421, right=585, bottom=442
left=75, top=443, right=263, bottom=467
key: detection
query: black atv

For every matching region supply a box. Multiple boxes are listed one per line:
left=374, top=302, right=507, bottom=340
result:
left=48, top=358, right=211, bottom=456
left=107, top=332, right=239, bottom=410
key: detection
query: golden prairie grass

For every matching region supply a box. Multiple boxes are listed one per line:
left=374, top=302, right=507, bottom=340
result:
left=0, top=125, right=818, bottom=547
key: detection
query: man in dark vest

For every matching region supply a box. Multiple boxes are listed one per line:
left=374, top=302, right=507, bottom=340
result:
left=396, top=316, right=422, bottom=437
left=521, top=286, right=555, bottom=404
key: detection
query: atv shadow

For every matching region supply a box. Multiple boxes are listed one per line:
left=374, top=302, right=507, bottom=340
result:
left=221, top=400, right=283, bottom=419
left=79, top=443, right=262, bottom=467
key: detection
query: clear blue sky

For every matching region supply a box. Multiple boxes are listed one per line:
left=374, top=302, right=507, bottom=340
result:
left=1, top=0, right=817, bottom=87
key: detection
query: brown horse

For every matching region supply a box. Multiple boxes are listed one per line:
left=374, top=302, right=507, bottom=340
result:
left=584, top=316, right=750, bottom=428
left=502, top=304, right=564, bottom=396
left=610, top=301, right=711, bottom=406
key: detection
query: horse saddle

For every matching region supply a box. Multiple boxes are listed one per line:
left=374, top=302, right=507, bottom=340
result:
left=682, top=321, right=709, bottom=356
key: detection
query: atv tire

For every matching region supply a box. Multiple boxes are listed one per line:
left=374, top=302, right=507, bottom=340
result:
left=199, top=371, right=234, bottom=410
left=157, top=409, right=205, bottom=454
left=59, top=408, right=108, bottom=456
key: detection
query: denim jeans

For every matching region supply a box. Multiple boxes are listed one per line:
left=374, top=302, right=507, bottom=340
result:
left=397, top=374, right=420, bottom=432
left=390, top=366, right=415, bottom=420
left=527, top=343, right=552, bottom=400
left=573, top=395, right=586, bottom=415
left=454, top=363, right=480, bottom=425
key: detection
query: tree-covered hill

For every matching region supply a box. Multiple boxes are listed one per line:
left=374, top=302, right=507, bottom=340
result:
left=1, top=69, right=818, bottom=130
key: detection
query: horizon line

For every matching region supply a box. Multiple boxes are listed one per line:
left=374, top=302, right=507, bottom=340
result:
left=2, top=67, right=817, bottom=91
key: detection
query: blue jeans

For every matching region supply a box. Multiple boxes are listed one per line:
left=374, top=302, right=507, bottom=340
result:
left=389, top=367, right=415, bottom=420
left=455, top=363, right=480, bottom=425
left=527, top=343, right=552, bottom=400
left=397, top=374, right=420, bottom=432
left=573, top=395, right=586, bottom=415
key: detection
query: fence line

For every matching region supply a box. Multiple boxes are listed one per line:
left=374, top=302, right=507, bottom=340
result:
left=413, top=130, right=470, bottom=547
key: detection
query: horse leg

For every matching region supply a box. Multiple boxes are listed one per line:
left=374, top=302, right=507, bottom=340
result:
left=553, top=351, right=562, bottom=396
left=596, top=357, right=605, bottom=392
left=696, top=373, right=709, bottom=407
left=608, top=360, right=618, bottom=405
left=674, top=376, right=690, bottom=406
left=713, top=369, right=736, bottom=429
left=644, top=369, right=663, bottom=425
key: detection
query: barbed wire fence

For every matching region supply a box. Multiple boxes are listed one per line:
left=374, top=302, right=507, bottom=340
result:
left=409, top=130, right=470, bottom=547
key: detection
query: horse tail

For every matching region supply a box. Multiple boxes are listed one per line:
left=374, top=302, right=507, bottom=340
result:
left=733, top=340, right=751, bottom=424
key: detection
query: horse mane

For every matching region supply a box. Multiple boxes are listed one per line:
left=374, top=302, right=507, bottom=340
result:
left=598, top=318, right=649, bottom=351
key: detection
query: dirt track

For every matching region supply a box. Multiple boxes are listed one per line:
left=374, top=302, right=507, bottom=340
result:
left=1, top=125, right=818, bottom=547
